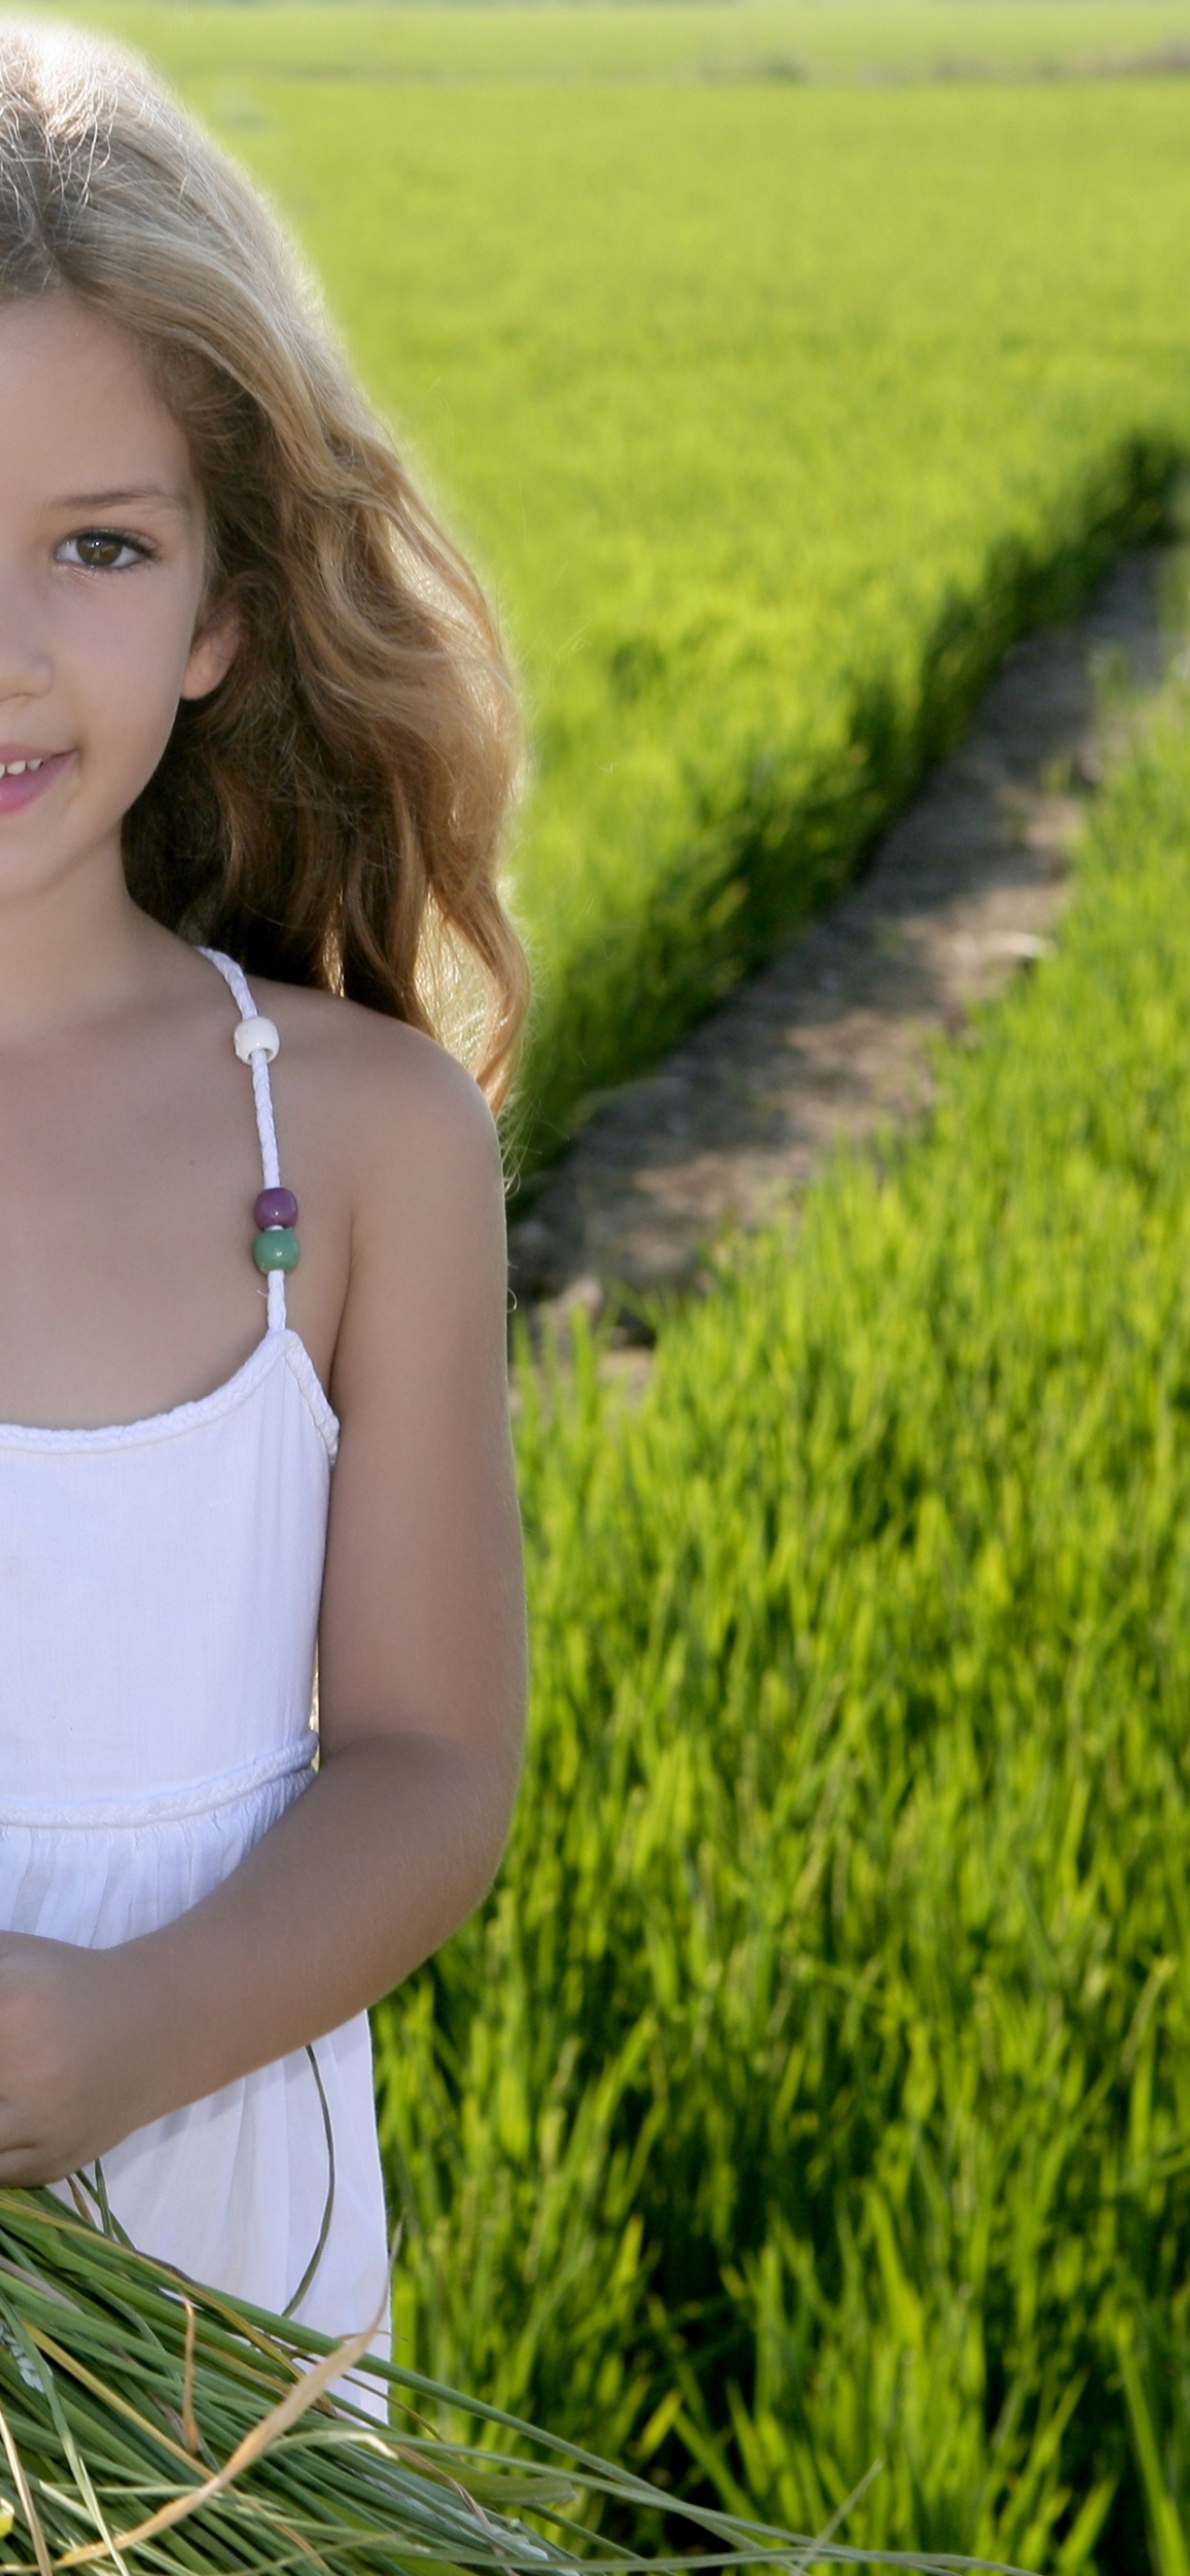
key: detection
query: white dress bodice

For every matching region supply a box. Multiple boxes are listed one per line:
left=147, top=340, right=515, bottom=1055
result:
left=0, top=950, right=388, bottom=2380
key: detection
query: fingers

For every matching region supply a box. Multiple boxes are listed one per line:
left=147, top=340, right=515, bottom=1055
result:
left=0, top=2099, right=81, bottom=2184
left=0, top=2145, right=58, bottom=2186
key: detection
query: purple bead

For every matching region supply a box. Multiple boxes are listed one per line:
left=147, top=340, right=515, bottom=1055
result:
left=254, top=1185, right=298, bottom=1230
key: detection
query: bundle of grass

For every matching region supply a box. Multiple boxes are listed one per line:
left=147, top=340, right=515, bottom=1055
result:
left=0, top=2187, right=1031, bottom=2576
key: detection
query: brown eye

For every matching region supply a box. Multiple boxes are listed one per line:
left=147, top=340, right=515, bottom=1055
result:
left=57, top=530, right=144, bottom=573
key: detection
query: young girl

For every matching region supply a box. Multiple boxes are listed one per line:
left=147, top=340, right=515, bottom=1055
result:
left=0, top=19, right=527, bottom=2378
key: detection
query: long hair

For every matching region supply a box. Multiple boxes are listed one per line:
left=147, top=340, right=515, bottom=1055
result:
left=0, top=21, right=529, bottom=1105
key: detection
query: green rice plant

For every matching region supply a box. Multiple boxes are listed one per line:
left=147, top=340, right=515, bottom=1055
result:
left=371, top=688, right=1190, bottom=2574
left=0, top=2185, right=1043, bottom=2576
left=1114, top=2318, right=1190, bottom=2576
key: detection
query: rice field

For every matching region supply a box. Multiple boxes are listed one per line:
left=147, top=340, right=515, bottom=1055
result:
left=36, top=0, right=1190, bottom=1163
left=375, top=669, right=1190, bottom=2574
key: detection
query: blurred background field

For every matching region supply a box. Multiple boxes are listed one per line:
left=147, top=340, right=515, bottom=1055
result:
left=45, top=0, right=1190, bottom=86
left=29, top=1, right=1190, bottom=2564
left=49, top=0, right=1190, bottom=87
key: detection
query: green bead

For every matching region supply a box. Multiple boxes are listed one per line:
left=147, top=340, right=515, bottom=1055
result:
left=253, top=1226, right=300, bottom=1274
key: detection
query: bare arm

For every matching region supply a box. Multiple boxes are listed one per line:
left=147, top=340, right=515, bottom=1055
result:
left=0, top=1041, right=526, bottom=2179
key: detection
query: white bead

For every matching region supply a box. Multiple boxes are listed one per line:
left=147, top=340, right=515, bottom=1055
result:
left=233, top=1015, right=280, bottom=1065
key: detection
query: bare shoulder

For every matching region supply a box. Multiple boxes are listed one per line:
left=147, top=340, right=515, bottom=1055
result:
left=249, top=977, right=503, bottom=1233
left=247, top=983, right=509, bottom=1394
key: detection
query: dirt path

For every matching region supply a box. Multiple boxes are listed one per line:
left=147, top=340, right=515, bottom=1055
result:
left=509, top=548, right=1177, bottom=1335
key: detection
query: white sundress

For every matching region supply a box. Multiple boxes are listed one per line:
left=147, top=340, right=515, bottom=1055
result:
left=0, top=946, right=389, bottom=2383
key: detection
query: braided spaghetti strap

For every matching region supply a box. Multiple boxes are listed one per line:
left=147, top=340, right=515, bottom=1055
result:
left=199, top=948, right=289, bottom=1333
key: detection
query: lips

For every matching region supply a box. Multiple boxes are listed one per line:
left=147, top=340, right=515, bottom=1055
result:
left=0, top=750, right=73, bottom=815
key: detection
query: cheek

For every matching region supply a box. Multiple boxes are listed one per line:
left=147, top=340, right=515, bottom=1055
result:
left=62, top=582, right=203, bottom=741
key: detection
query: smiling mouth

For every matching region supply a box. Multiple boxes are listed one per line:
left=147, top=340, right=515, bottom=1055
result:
left=0, top=751, right=73, bottom=813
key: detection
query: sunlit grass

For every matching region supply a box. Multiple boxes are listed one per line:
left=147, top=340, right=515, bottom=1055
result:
left=374, top=685, right=1190, bottom=2568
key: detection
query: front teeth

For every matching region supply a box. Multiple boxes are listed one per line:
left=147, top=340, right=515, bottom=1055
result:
left=0, top=760, right=45, bottom=777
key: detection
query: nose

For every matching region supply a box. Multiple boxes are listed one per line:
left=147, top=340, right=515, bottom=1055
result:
left=0, top=565, right=52, bottom=707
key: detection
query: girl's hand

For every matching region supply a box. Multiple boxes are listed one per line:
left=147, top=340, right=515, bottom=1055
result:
left=0, top=1931, right=148, bottom=2184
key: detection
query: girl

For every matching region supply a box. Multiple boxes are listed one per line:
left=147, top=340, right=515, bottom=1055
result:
left=0, top=19, right=527, bottom=2378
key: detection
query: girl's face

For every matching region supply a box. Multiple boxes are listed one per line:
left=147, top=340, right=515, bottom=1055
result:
left=0, top=292, right=237, bottom=908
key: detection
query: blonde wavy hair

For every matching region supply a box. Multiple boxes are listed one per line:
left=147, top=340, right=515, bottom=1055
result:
left=0, top=20, right=528, bottom=1105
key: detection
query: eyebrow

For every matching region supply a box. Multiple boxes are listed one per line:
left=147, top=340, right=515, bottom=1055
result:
left=52, top=485, right=193, bottom=514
